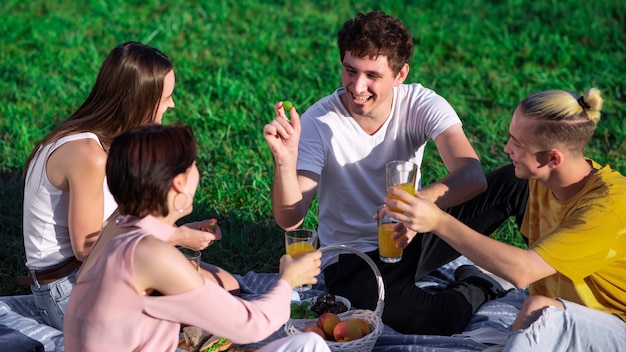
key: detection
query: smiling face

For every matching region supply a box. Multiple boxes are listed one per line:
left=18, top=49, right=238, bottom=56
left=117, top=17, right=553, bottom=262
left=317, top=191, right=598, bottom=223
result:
left=340, top=51, right=408, bottom=122
left=154, top=70, right=176, bottom=124
left=503, top=107, right=552, bottom=180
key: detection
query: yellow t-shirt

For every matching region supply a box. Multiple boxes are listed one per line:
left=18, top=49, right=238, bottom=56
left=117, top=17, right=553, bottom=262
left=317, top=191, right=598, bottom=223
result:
left=522, top=161, right=626, bottom=322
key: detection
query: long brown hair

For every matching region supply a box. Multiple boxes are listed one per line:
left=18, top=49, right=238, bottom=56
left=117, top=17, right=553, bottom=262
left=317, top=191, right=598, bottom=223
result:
left=24, top=41, right=173, bottom=176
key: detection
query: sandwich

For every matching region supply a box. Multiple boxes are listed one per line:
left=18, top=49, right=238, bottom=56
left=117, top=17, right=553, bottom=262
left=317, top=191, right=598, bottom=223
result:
left=199, top=335, right=233, bottom=352
left=181, top=326, right=232, bottom=352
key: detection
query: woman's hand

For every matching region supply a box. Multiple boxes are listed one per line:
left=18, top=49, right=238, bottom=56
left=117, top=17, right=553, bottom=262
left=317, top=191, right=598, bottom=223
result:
left=278, top=250, right=322, bottom=290
left=170, top=219, right=221, bottom=250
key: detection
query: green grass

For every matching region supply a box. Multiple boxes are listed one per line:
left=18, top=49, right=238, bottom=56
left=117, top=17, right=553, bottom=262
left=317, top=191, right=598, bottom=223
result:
left=1, top=0, right=624, bottom=295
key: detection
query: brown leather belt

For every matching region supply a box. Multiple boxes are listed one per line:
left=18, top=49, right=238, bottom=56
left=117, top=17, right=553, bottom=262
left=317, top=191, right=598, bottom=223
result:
left=17, top=256, right=81, bottom=286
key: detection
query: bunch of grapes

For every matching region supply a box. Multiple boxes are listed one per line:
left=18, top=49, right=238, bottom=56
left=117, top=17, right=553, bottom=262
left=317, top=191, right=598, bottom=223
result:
left=309, top=293, right=348, bottom=316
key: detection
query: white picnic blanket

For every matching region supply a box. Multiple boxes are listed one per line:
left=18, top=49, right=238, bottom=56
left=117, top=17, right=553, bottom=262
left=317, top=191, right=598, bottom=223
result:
left=0, top=256, right=528, bottom=351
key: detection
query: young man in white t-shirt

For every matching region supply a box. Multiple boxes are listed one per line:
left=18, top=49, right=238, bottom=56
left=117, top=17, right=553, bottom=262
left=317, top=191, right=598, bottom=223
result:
left=263, top=11, right=528, bottom=335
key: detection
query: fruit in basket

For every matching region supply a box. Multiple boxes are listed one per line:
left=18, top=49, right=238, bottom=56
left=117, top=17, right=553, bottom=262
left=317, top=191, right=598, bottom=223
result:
left=302, top=325, right=326, bottom=339
left=333, top=320, right=362, bottom=342
left=350, top=317, right=371, bottom=336
left=317, top=312, right=341, bottom=338
left=310, top=293, right=349, bottom=315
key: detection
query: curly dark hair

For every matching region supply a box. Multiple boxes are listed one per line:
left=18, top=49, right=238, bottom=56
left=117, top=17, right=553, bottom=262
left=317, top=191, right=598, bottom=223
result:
left=337, top=11, right=414, bottom=75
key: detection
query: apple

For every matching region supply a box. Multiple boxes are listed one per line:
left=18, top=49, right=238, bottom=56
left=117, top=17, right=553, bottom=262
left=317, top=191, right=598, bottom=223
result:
left=317, top=312, right=341, bottom=338
left=349, top=317, right=371, bottom=336
left=302, top=325, right=326, bottom=340
left=333, top=320, right=362, bottom=342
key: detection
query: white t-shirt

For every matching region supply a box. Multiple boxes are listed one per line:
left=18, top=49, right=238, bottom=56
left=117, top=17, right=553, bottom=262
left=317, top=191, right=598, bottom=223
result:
left=298, top=84, right=461, bottom=264
left=23, top=132, right=117, bottom=269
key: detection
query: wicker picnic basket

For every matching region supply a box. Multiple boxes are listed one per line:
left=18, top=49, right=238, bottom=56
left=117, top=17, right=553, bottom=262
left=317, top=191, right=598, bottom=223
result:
left=284, top=245, right=385, bottom=352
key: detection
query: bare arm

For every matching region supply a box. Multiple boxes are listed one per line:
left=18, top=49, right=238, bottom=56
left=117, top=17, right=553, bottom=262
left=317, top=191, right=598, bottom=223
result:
left=386, top=188, right=556, bottom=287
left=48, top=139, right=108, bottom=261
left=263, top=102, right=318, bottom=230
left=421, top=124, right=487, bottom=209
left=134, top=236, right=205, bottom=295
left=272, top=169, right=318, bottom=230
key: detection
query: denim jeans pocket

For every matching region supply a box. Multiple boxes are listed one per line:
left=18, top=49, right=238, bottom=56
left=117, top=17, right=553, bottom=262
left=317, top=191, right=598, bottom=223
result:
left=31, top=268, right=77, bottom=330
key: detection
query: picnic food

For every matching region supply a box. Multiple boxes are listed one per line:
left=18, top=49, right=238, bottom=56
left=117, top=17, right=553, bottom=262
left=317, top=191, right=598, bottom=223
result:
left=181, top=326, right=232, bottom=352
left=199, top=335, right=233, bottom=352
left=283, top=100, right=294, bottom=111
left=305, top=315, right=373, bottom=342
left=302, top=325, right=326, bottom=339
left=317, top=312, right=341, bottom=338
left=309, top=292, right=348, bottom=315
left=183, top=326, right=211, bottom=350
left=290, top=301, right=317, bottom=319
left=350, top=317, right=372, bottom=336
left=333, top=320, right=362, bottom=342
left=201, top=219, right=218, bottom=232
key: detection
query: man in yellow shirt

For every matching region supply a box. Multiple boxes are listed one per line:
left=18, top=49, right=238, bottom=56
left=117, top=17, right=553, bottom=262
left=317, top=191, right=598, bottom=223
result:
left=386, top=87, right=626, bottom=350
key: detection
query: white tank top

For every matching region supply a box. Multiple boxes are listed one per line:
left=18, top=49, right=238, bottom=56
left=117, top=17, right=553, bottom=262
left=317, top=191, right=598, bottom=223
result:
left=23, top=132, right=117, bottom=269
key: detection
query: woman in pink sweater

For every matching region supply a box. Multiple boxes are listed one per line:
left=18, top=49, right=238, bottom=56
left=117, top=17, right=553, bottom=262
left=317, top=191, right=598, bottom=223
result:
left=63, top=124, right=329, bottom=351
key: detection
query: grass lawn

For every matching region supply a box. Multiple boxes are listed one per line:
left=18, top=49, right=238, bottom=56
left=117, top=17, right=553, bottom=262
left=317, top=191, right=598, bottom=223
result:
left=1, top=0, right=624, bottom=296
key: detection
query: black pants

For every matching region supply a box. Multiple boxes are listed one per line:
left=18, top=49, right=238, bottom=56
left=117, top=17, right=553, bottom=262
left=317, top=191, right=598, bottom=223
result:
left=323, top=164, right=529, bottom=335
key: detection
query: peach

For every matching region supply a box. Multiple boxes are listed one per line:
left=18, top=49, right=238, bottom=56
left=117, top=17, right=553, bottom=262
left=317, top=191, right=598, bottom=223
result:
left=303, top=326, right=326, bottom=340
left=333, top=320, right=362, bottom=342
left=317, top=312, right=341, bottom=338
left=350, top=317, right=371, bottom=336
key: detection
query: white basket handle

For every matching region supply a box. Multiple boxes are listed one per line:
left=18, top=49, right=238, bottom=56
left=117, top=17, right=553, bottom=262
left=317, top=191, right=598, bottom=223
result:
left=319, top=245, right=385, bottom=317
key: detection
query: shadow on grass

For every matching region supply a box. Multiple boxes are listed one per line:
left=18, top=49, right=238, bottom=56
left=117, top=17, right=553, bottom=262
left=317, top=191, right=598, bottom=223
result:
left=184, top=206, right=285, bottom=276
left=0, top=170, right=30, bottom=296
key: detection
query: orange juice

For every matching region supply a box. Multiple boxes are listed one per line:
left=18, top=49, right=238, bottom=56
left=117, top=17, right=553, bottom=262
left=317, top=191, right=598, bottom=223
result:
left=286, top=242, right=316, bottom=258
left=387, top=182, right=416, bottom=212
left=378, top=223, right=403, bottom=263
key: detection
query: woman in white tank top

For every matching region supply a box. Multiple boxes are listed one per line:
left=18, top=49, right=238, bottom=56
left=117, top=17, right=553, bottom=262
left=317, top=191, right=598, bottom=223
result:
left=22, top=42, right=239, bottom=330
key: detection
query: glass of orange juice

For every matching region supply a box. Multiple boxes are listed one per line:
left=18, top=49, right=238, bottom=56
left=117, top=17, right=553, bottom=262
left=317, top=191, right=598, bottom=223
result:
left=385, top=160, right=417, bottom=212
left=377, top=205, right=403, bottom=263
left=285, top=229, right=318, bottom=291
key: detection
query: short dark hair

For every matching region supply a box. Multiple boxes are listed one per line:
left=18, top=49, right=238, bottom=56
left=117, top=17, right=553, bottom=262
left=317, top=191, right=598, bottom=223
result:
left=106, top=124, right=197, bottom=218
left=337, top=11, right=414, bottom=75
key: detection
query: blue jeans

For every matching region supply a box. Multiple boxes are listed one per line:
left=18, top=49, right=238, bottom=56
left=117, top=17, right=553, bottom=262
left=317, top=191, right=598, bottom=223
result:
left=29, top=267, right=78, bottom=330
left=503, top=299, right=626, bottom=351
